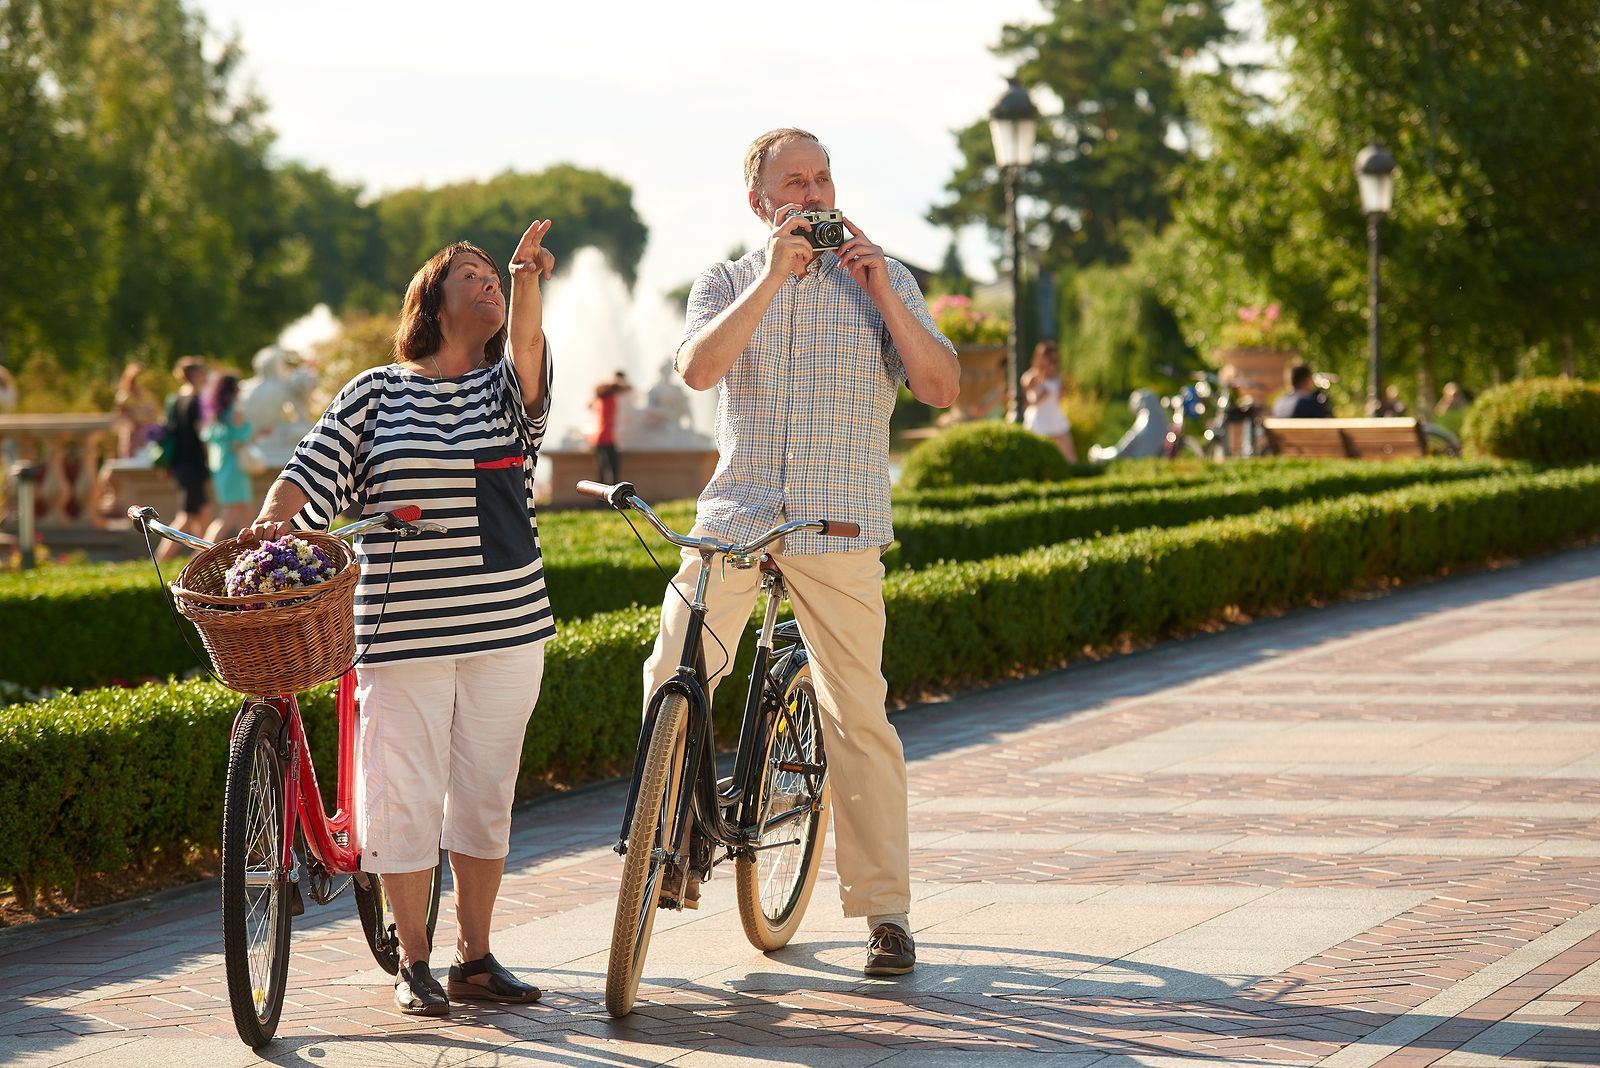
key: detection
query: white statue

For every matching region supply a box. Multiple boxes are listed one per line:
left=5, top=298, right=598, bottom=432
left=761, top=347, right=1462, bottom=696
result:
left=618, top=358, right=713, bottom=450
left=237, top=345, right=318, bottom=473
left=1089, top=389, right=1169, bottom=462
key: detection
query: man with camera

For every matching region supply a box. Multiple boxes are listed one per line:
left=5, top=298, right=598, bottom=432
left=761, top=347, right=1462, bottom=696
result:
left=642, top=127, right=959, bottom=976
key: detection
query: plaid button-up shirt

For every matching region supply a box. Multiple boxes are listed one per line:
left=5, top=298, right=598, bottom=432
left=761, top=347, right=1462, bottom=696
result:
left=679, top=247, right=953, bottom=555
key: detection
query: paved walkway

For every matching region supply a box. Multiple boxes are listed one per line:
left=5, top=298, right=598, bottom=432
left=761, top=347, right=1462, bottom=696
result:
left=3, top=547, right=1599, bottom=1067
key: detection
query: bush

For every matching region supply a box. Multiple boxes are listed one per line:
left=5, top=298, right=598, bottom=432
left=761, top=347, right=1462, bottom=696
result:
left=888, top=458, right=1511, bottom=569
left=882, top=464, right=1600, bottom=694
left=898, top=420, right=1087, bottom=490
left=8, top=465, right=1597, bottom=903
left=0, top=459, right=1508, bottom=689
left=1461, top=377, right=1600, bottom=464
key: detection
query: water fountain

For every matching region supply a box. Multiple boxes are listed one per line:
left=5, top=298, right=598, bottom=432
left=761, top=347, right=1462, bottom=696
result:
left=538, top=248, right=717, bottom=506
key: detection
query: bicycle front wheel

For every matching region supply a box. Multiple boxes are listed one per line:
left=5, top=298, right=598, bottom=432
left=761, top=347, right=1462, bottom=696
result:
left=221, top=703, right=292, bottom=1048
left=353, top=850, right=444, bottom=975
left=737, top=661, right=830, bottom=951
left=606, top=692, right=688, bottom=1018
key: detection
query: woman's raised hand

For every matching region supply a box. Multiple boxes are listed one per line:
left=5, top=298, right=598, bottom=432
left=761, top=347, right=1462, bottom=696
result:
left=510, top=219, right=556, bottom=282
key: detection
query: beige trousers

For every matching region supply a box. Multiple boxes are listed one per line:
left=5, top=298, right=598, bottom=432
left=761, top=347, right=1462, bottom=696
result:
left=642, top=534, right=910, bottom=918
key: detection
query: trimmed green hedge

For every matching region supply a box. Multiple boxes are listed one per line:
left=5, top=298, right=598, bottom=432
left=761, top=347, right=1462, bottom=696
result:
left=1462, top=377, right=1600, bottom=464
left=887, top=459, right=1512, bottom=569
left=0, top=459, right=1511, bottom=689
left=892, top=457, right=1335, bottom=511
left=7, top=465, right=1597, bottom=902
left=883, top=465, right=1599, bottom=693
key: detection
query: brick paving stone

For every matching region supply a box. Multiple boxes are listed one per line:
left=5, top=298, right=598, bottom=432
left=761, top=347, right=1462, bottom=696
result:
left=3, top=548, right=1599, bottom=1066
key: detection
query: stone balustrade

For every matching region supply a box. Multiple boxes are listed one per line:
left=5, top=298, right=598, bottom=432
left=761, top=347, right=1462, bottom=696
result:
left=0, top=414, right=120, bottom=533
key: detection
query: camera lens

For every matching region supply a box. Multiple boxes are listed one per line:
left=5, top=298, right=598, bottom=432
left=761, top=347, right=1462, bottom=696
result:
left=817, top=222, right=843, bottom=247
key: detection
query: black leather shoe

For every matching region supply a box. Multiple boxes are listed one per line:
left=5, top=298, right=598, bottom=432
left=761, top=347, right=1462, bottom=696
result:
left=865, top=923, right=916, bottom=976
left=448, top=952, right=541, bottom=1004
left=395, top=960, right=450, bottom=1016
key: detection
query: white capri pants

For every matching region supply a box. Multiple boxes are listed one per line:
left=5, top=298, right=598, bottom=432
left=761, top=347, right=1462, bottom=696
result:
left=355, top=641, right=545, bottom=874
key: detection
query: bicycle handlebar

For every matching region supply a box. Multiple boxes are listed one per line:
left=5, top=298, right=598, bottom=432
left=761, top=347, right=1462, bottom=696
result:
left=575, top=480, right=861, bottom=553
left=127, top=505, right=448, bottom=552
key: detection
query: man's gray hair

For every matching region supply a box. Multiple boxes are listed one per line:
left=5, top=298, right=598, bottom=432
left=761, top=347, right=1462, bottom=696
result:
left=743, top=128, right=831, bottom=193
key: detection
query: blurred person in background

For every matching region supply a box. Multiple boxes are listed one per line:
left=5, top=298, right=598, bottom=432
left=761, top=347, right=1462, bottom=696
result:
left=114, top=362, right=163, bottom=458
left=1021, top=340, right=1078, bottom=461
left=201, top=372, right=254, bottom=544
left=1271, top=363, right=1333, bottom=419
left=156, top=356, right=211, bottom=561
left=590, top=370, right=631, bottom=482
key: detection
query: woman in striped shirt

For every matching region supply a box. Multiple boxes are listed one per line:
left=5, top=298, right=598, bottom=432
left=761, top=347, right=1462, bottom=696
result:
left=239, top=222, right=557, bottom=1016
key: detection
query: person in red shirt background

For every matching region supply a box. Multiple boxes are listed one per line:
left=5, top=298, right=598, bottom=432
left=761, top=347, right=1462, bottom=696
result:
left=590, top=370, right=630, bottom=482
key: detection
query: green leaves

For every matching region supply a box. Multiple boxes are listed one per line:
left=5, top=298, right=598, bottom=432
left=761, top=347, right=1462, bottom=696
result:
left=1462, top=378, right=1600, bottom=464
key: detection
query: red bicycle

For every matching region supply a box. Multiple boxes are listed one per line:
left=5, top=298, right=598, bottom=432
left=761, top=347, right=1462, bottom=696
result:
left=130, top=504, right=447, bottom=1047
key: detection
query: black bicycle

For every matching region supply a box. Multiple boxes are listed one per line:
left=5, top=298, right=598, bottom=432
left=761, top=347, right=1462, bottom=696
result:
left=576, top=480, right=856, bottom=1018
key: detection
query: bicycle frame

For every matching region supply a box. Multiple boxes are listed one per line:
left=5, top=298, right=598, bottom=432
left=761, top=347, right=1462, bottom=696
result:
left=622, top=567, right=811, bottom=874
left=241, top=676, right=362, bottom=888
left=616, top=559, right=798, bottom=845
left=130, top=504, right=445, bottom=884
left=576, top=481, right=842, bottom=872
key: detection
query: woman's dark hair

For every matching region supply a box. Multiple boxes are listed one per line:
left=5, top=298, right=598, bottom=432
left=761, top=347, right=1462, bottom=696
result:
left=202, top=373, right=239, bottom=424
left=393, top=242, right=508, bottom=365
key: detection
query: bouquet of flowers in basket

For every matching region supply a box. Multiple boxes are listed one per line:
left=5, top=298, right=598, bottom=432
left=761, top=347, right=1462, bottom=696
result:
left=224, top=535, right=338, bottom=603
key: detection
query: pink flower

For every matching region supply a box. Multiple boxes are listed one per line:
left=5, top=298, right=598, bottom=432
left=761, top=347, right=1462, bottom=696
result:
left=1238, top=306, right=1258, bottom=322
left=1264, top=303, right=1281, bottom=322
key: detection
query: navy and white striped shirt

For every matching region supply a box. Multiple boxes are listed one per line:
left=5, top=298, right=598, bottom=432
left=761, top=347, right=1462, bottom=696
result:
left=280, top=357, right=554, bottom=665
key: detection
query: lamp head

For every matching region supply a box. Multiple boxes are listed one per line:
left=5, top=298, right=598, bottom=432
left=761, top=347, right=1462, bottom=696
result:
left=989, top=78, right=1040, bottom=169
left=1355, top=142, right=1397, bottom=215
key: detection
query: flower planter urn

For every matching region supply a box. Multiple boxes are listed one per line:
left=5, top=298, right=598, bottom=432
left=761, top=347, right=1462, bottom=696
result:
left=937, top=343, right=1009, bottom=425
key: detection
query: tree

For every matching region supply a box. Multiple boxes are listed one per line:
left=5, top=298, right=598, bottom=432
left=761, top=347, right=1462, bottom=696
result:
left=275, top=164, right=386, bottom=313
left=931, top=0, right=1236, bottom=271
left=1066, top=227, right=1198, bottom=394
left=0, top=0, right=321, bottom=381
left=1171, top=0, right=1600, bottom=395
left=0, top=0, right=106, bottom=372
left=371, top=166, right=649, bottom=295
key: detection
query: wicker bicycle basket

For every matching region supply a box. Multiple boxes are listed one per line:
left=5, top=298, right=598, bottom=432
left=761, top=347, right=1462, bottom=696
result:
left=171, top=531, right=359, bottom=695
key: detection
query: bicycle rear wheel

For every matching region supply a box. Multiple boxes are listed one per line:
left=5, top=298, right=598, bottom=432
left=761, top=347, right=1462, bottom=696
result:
left=353, top=850, right=445, bottom=975
left=221, top=703, right=292, bottom=1048
left=737, top=661, right=830, bottom=951
left=606, top=692, right=688, bottom=1018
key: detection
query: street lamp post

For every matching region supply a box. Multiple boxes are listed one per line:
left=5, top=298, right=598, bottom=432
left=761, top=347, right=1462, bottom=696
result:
left=989, top=78, right=1039, bottom=424
left=1354, top=143, right=1397, bottom=417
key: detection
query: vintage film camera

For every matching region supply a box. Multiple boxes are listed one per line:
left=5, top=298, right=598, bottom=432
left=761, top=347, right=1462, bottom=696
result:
left=788, top=209, right=846, bottom=251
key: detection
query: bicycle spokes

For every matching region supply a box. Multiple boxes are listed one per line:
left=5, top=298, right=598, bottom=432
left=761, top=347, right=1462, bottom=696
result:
left=243, top=745, right=283, bottom=1003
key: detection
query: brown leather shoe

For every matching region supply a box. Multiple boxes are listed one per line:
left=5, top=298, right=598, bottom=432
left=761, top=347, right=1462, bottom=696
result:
left=865, top=923, right=915, bottom=976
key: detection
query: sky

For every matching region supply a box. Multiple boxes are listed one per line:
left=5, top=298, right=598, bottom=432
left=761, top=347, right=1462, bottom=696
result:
left=192, top=0, right=1053, bottom=300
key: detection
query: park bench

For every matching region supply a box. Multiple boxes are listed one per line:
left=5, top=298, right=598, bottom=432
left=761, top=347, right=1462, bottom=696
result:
left=1261, top=417, right=1427, bottom=460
